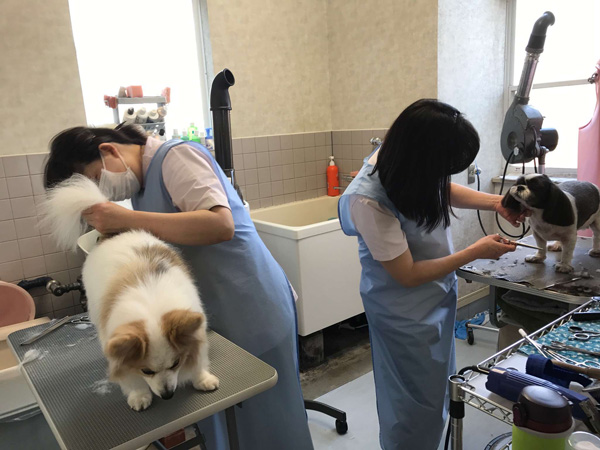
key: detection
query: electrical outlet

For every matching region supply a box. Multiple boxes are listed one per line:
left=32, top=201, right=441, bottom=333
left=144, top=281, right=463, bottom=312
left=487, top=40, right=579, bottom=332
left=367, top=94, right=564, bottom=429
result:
left=468, top=164, right=476, bottom=184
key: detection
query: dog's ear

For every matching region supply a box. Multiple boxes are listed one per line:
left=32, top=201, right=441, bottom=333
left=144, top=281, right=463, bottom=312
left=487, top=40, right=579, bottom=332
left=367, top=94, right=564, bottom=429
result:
left=106, top=321, right=148, bottom=363
left=162, top=310, right=205, bottom=350
left=501, top=191, right=522, bottom=212
left=542, top=183, right=575, bottom=226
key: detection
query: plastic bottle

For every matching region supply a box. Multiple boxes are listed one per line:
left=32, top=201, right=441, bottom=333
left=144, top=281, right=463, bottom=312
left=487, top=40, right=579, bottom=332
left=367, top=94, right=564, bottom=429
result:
left=181, top=128, right=189, bottom=141
left=172, top=129, right=181, bottom=140
left=147, top=110, right=159, bottom=123
left=135, top=107, right=148, bottom=124
left=122, top=108, right=136, bottom=124
left=327, top=156, right=340, bottom=197
left=205, top=128, right=214, bottom=151
left=188, top=123, right=199, bottom=142
left=157, top=106, right=167, bottom=122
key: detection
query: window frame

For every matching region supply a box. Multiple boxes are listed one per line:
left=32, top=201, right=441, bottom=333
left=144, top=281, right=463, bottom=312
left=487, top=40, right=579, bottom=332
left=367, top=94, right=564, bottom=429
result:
left=503, top=0, right=591, bottom=177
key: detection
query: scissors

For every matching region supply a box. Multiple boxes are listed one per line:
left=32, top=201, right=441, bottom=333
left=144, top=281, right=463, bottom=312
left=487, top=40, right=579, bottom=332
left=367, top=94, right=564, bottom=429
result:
left=568, top=325, right=600, bottom=341
left=69, top=315, right=91, bottom=324
left=545, top=340, right=600, bottom=358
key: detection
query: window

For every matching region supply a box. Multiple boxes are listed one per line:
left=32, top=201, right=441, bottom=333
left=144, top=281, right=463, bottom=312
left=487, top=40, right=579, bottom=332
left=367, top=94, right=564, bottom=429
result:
left=507, top=0, right=600, bottom=171
left=68, top=0, right=210, bottom=137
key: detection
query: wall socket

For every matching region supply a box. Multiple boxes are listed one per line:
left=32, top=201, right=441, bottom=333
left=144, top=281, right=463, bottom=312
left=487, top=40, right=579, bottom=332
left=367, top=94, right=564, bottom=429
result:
left=468, top=164, right=477, bottom=184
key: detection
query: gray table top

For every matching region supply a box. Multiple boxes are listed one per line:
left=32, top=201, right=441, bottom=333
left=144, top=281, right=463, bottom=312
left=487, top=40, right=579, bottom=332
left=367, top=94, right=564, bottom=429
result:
left=458, top=235, right=600, bottom=304
left=8, top=315, right=277, bottom=450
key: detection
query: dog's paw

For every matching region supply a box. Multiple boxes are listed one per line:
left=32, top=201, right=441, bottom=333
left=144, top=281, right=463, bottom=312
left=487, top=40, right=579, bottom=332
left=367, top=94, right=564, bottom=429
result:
left=525, top=254, right=546, bottom=264
left=589, top=249, right=600, bottom=258
left=193, top=372, right=220, bottom=391
left=127, top=391, right=152, bottom=411
left=547, top=242, right=562, bottom=252
left=555, top=263, right=574, bottom=274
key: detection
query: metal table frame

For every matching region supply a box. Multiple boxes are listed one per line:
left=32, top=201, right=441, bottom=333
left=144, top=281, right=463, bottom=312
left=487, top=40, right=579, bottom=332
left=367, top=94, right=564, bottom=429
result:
left=448, top=298, right=598, bottom=450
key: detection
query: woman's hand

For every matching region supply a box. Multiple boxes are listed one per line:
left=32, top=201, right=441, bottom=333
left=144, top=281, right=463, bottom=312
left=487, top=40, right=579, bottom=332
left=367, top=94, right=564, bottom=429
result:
left=494, top=195, right=530, bottom=227
left=82, top=202, right=133, bottom=234
left=468, top=234, right=517, bottom=260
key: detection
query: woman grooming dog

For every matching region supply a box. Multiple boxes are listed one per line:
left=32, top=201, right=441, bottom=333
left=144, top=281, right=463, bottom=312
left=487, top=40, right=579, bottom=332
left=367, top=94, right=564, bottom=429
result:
left=338, top=99, right=525, bottom=450
left=44, top=124, right=314, bottom=450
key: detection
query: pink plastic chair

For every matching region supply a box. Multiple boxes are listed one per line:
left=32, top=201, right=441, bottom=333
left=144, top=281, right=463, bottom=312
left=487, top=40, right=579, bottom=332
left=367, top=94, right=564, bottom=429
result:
left=0, top=281, right=35, bottom=327
left=578, top=60, right=600, bottom=237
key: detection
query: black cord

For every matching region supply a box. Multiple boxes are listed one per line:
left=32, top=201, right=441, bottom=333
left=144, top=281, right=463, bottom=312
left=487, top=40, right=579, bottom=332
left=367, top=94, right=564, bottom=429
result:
left=495, top=153, right=530, bottom=239
left=475, top=163, right=488, bottom=236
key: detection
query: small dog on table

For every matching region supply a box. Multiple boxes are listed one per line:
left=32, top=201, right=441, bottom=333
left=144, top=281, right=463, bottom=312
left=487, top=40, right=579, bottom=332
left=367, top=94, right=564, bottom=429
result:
left=501, top=174, right=600, bottom=273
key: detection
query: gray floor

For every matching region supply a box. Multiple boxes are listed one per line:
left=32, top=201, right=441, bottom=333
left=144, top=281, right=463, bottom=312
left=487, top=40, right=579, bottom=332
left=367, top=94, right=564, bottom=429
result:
left=307, top=325, right=512, bottom=450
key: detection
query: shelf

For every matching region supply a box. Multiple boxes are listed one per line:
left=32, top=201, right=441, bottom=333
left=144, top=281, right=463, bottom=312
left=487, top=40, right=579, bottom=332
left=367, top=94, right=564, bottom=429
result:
left=115, top=96, right=167, bottom=105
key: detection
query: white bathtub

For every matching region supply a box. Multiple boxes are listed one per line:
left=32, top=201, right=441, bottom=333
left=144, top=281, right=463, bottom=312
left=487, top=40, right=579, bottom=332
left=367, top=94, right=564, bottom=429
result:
left=251, top=196, right=363, bottom=336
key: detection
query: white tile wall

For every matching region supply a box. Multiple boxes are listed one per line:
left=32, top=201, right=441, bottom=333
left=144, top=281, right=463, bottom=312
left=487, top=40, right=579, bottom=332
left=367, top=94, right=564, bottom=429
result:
left=0, top=152, right=83, bottom=319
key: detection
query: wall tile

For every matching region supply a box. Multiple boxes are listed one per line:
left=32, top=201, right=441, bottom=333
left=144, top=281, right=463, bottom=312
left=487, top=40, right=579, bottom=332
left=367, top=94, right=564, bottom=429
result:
left=281, top=150, right=293, bottom=165
left=324, top=132, right=332, bottom=145
left=241, top=138, right=256, bottom=154
left=333, top=145, right=343, bottom=160
left=49, top=270, right=70, bottom=286
left=0, top=241, right=20, bottom=263
left=293, top=149, right=305, bottom=164
left=246, top=184, right=259, bottom=201
left=282, top=165, right=294, bottom=180
left=243, top=154, right=257, bottom=169
left=245, top=169, right=258, bottom=185
left=0, top=179, right=7, bottom=200
left=66, top=250, right=85, bottom=269
left=256, top=152, right=270, bottom=168
left=292, top=134, right=304, bottom=149
left=34, top=295, right=53, bottom=315
left=4, top=156, right=29, bottom=176
left=18, top=236, right=44, bottom=258
left=233, top=155, right=244, bottom=170
left=270, top=166, right=283, bottom=181
left=352, top=145, right=365, bottom=160
left=30, top=174, right=45, bottom=196
left=0, top=199, right=13, bottom=221
left=52, top=293, right=73, bottom=312
left=272, top=195, right=285, bottom=206
left=257, top=168, right=271, bottom=183
left=255, top=137, right=269, bottom=152
left=317, top=175, right=327, bottom=188
left=295, top=177, right=307, bottom=192
left=0, top=260, right=23, bottom=282
left=284, top=193, right=296, bottom=203
left=0, top=220, right=17, bottom=242
left=294, top=163, right=306, bottom=178
left=235, top=170, right=246, bottom=186
left=232, top=139, right=243, bottom=155
left=271, top=181, right=284, bottom=196
left=341, top=131, right=352, bottom=145
left=269, top=151, right=282, bottom=166
left=259, top=198, right=273, bottom=208
left=10, top=197, right=36, bottom=219
left=0, top=159, right=4, bottom=177
left=297, top=191, right=309, bottom=201
left=303, top=133, right=315, bottom=148
left=315, top=132, right=326, bottom=146
left=280, top=135, right=293, bottom=150
left=69, top=268, right=82, bottom=284
left=332, top=131, right=342, bottom=145
left=268, top=136, right=280, bottom=151
left=41, top=234, right=60, bottom=254
left=45, top=252, right=69, bottom=273
left=342, top=145, right=353, bottom=160
left=26, top=154, right=48, bottom=175
left=283, top=179, right=295, bottom=194
left=318, top=188, right=328, bottom=197
left=316, top=160, right=328, bottom=174
left=7, top=176, right=33, bottom=198
left=362, top=130, right=376, bottom=144
left=306, top=175, right=318, bottom=190
left=305, top=147, right=316, bottom=162
left=259, top=183, right=272, bottom=198
left=306, top=161, right=317, bottom=176
left=351, top=130, right=364, bottom=145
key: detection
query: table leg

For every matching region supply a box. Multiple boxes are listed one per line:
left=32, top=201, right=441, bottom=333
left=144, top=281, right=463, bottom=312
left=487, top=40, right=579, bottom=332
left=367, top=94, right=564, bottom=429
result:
left=225, top=406, right=240, bottom=450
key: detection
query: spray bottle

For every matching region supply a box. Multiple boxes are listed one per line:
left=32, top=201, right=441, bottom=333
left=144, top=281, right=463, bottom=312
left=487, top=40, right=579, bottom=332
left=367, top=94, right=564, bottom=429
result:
left=327, top=156, right=340, bottom=196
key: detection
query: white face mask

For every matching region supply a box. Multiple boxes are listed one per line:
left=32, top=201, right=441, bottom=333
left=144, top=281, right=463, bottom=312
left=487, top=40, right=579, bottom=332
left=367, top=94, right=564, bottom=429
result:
left=98, top=150, right=141, bottom=201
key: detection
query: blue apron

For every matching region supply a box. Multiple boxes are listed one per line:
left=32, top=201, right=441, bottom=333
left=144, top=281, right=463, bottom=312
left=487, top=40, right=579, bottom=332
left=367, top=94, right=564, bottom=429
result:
left=132, top=140, right=314, bottom=450
left=338, top=153, right=457, bottom=450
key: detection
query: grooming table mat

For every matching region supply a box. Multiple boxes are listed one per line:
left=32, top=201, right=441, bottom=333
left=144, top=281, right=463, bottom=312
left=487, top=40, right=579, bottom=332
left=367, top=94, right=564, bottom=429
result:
left=461, top=236, right=600, bottom=296
left=519, top=313, right=600, bottom=366
left=8, top=314, right=277, bottom=450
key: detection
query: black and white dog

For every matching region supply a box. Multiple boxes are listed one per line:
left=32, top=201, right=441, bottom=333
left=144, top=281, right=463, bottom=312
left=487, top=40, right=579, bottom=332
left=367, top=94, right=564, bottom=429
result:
left=501, top=174, right=600, bottom=273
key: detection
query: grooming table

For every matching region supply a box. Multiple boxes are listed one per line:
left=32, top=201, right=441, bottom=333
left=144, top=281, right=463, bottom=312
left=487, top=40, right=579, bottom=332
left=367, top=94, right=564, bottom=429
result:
left=458, top=236, right=600, bottom=327
left=7, top=314, right=277, bottom=450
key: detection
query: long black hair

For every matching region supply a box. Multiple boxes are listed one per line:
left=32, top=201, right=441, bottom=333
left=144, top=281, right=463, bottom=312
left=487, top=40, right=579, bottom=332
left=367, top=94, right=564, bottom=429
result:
left=372, top=99, right=480, bottom=232
left=44, top=124, right=147, bottom=188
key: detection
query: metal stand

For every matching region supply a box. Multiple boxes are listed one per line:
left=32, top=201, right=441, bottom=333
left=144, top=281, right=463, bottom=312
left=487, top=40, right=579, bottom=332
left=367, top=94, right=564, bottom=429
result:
left=225, top=405, right=240, bottom=450
left=304, top=399, right=348, bottom=434
left=448, top=375, right=465, bottom=450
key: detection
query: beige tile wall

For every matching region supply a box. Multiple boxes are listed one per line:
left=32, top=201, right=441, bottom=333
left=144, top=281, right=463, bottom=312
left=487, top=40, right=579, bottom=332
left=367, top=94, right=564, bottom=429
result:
left=0, top=154, right=85, bottom=319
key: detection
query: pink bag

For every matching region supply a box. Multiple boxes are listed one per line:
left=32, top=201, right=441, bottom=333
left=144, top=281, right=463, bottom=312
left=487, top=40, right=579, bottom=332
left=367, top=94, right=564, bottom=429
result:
left=577, top=60, right=600, bottom=236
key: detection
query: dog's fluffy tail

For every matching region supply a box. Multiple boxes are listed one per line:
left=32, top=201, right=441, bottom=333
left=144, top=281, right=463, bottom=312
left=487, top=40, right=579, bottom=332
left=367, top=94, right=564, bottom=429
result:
left=39, top=174, right=108, bottom=252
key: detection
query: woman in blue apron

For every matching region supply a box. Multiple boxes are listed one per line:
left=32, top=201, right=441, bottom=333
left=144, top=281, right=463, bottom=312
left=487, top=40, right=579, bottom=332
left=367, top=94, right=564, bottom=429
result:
left=44, top=124, right=314, bottom=450
left=338, top=99, right=523, bottom=449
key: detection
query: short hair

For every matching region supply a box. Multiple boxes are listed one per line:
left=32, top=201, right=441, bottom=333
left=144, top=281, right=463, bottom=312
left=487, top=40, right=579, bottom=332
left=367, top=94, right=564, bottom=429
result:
left=372, top=98, right=480, bottom=232
left=44, top=124, right=147, bottom=189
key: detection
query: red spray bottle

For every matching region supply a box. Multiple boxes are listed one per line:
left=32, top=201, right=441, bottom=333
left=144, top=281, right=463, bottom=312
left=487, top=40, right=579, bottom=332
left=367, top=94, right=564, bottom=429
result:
left=327, top=156, right=340, bottom=196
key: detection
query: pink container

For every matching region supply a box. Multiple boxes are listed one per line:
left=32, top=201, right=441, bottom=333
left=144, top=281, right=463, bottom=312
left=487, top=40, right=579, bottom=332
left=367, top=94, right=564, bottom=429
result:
left=577, top=61, right=600, bottom=237
left=0, top=281, right=35, bottom=327
left=125, top=85, right=143, bottom=98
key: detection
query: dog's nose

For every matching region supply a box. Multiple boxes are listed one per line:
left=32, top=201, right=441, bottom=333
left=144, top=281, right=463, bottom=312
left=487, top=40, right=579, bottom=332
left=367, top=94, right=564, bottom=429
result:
left=516, top=185, right=525, bottom=192
left=161, top=390, right=174, bottom=400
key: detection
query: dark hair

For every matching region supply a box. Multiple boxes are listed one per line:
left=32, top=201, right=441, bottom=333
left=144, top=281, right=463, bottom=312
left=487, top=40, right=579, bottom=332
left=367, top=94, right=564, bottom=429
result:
left=44, top=124, right=147, bottom=188
left=372, top=98, right=480, bottom=232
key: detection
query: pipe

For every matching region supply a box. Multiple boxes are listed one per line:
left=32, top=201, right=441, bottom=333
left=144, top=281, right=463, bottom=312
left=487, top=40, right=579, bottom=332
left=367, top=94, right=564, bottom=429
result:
left=515, top=12, right=555, bottom=103
left=210, top=69, right=244, bottom=202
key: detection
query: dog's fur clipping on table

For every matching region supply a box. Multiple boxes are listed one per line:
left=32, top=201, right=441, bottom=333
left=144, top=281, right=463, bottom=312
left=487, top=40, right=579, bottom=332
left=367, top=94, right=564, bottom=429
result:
left=501, top=173, right=600, bottom=273
left=40, top=175, right=219, bottom=411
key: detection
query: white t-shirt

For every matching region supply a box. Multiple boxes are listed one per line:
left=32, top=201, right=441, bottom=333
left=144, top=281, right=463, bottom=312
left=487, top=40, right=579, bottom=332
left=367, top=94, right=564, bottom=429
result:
left=348, top=150, right=409, bottom=262
left=142, top=137, right=230, bottom=212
